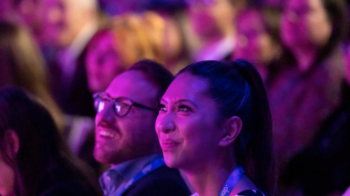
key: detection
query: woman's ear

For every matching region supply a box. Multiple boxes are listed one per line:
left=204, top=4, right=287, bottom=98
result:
left=219, top=116, right=242, bottom=147
left=5, top=129, right=20, bottom=155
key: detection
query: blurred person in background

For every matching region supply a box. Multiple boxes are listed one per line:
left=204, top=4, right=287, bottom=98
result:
left=280, top=3, right=350, bottom=191
left=85, top=12, right=165, bottom=94
left=95, top=0, right=192, bottom=74
left=187, top=0, right=248, bottom=61
left=42, top=0, right=101, bottom=117
left=0, top=20, right=64, bottom=132
left=0, top=87, right=100, bottom=196
left=42, top=0, right=110, bottom=178
left=234, top=5, right=283, bottom=87
left=268, top=0, right=347, bottom=193
left=280, top=79, right=350, bottom=196
left=143, top=0, right=192, bottom=74
left=0, top=19, right=104, bottom=180
left=42, top=0, right=105, bottom=174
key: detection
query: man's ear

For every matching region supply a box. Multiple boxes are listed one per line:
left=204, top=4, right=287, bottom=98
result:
left=219, top=116, right=242, bottom=147
left=5, top=129, right=20, bottom=155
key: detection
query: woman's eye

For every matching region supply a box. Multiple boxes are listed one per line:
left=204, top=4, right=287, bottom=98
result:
left=158, top=103, right=167, bottom=112
left=178, top=105, right=191, bottom=112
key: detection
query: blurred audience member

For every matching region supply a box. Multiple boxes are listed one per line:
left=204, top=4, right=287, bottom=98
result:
left=42, top=0, right=109, bottom=177
left=161, top=14, right=192, bottom=74
left=43, top=0, right=100, bottom=117
left=144, top=0, right=191, bottom=74
left=280, top=80, right=350, bottom=196
left=187, top=0, right=247, bottom=61
left=85, top=12, right=165, bottom=93
left=0, top=19, right=103, bottom=179
left=0, top=20, right=64, bottom=132
left=234, top=5, right=283, bottom=87
left=280, top=26, right=350, bottom=194
left=268, top=0, right=347, bottom=186
left=0, top=87, right=100, bottom=196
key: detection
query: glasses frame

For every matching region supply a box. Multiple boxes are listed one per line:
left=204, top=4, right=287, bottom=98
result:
left=93, top=92, right=158, bottom=117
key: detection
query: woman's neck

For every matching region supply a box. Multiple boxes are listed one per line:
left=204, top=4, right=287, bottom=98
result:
left=184, top=154, right=237, bottom=196
left=291, top=45, right=318, bottom=72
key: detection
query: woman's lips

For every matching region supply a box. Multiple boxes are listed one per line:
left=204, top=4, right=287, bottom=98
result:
left=160, top=139, right=180, bottom=151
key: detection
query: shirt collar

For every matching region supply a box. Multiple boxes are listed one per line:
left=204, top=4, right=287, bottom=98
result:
left=112, top=153, right=163, bottom=181
left=99, top=153, right=163, bottom=195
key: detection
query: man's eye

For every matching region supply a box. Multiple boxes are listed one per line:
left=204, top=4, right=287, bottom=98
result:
left=158, top=104, right=167, bottom=112
left=178, top=105, right=191, bottom=112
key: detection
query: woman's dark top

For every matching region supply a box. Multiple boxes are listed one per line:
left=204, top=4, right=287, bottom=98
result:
left=35, top=161, right=99, bottom=196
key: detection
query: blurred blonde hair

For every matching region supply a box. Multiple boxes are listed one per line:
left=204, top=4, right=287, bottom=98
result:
left=108, top=11, right=166, bottom=70
left=0, top=20, right=64, bottom=131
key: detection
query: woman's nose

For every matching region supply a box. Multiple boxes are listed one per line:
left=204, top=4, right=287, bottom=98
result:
left=156, top=113, right=176, bottom=134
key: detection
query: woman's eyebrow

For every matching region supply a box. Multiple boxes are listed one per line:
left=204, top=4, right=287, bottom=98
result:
left=160, top=98, right=198, bottom=108
left=175, top=99, right=198, bottom=108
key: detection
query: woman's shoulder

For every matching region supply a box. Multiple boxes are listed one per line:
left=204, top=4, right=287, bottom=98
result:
left=37, top=164, right=99, bottom=196
left=236, top=189, right=266, bottom=196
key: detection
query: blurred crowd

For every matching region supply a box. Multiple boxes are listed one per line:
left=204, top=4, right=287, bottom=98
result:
left=1, top=0, right=350, bottom=195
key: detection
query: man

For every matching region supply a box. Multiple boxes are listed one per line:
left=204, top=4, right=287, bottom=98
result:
left=187, top=0, right=247, bottom=62
left=43, top=0, right=100, bottom=117
left=93, top=60, right=191, bottom=196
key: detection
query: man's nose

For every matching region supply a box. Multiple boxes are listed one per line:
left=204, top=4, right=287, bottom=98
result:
left=97, top=102, right=116, bottom=123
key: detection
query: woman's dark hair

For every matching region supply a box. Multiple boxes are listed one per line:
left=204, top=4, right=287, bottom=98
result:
left=306, top=0, right=348, bottom=75
left=178, top=60, right=275, bottom=196
left=0, top=87, right=99, bottom=196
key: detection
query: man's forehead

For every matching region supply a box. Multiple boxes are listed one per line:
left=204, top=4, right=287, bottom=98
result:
left=106, top=70, right=158, bottom=101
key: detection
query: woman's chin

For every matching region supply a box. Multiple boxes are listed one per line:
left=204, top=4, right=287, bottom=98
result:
left=163, top=153, right=180, bottom=168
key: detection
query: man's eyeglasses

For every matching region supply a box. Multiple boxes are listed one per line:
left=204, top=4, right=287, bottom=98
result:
left=93, top=92, right=159, bottom=117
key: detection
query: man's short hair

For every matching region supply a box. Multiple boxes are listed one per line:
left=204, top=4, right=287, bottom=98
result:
left=127, top=59, right=174, bottom=101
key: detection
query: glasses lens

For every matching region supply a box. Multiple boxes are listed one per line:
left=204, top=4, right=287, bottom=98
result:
left=94, top=95, right=105, bottom=113
left=114, top=98, right=132, bottom=116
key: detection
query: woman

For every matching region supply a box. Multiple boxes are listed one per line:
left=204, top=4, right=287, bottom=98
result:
left=234, top=5, right=283, bottom=87
left=156, top=60, right=275, bottom=196
left=269, top=0, right=347, bottom=173
left=0, top=87, right=100, bottom=196
left=85, top=11, right=165, bottom=93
